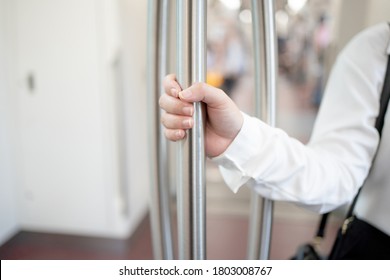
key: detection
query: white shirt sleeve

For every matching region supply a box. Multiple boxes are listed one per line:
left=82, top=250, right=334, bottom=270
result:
left=212, top=23, right=389, bottom=213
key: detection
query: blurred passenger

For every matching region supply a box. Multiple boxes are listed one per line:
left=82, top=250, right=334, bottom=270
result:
left=219, top=26, right=246, bottom=95
left=285, top=14, right=310, bottom=84
left=312, top=14, right=331, bottom=107
left=207, top=19, right=247, bottom=97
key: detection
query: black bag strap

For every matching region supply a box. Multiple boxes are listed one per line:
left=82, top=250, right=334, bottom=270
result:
left=315, top=25, right=390, bottom=240
left=316, top=212, right=329, bottom=239
left=345, top=49, right=390, bottom=218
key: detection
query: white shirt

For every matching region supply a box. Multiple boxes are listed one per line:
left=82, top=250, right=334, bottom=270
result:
left=213, top=22, right=390, bottom=235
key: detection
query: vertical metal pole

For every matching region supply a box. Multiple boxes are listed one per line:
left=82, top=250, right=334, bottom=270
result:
left=158, top=0, right=174, bottom=260
left=248, top=0, right=278, bottom=260
left=147, top=0, right=174, bottom=260
left=191, top=0, right=207, bottom=260
left=247, top=0, right=266, bottom=260
left=146, top=0, right=161, bottom=260
left=260, top=0, right=277, bottom=260
left=176, top=0, right=207, bottom=260
left=176, top=0, right=192, bottom=260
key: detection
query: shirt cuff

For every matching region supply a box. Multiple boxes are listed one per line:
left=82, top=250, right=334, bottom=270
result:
left=211, top=112, right=268, bottom=192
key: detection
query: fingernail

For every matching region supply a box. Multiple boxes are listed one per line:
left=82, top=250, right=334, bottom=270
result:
left=171, top=88, right=178, bottom=97
left=175, top=130, right=184, bottom=138
left=182, top=119, right=192, bottom=128
left=179, top=89, right=192, bottom=99
left=182, top=106, right=193, bottom=116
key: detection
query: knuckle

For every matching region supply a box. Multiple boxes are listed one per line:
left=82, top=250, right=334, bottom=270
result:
left=164, top=129, right=172, bottom=140
left=217, top=88, right=225, bottom=96
left=194, top=82, right=206, bottom=92
left=158, top=96, right=162, bottom=107
left=165, top=129, right=179, bottom=142
left=160, top=113, right=167, bottom=126
left=163, top=74, right=173, bottom=83
left=158, top=95, right=165, bottom=107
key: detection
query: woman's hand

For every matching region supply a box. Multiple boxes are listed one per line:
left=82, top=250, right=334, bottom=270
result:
left=159, top=74, right=243, bottom=157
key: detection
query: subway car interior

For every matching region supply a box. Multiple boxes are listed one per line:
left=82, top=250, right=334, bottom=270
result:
left=1, top=0, right=389, bottom=260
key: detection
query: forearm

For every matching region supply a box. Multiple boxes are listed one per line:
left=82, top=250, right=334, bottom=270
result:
left=212, top=112, right=377, bottom=213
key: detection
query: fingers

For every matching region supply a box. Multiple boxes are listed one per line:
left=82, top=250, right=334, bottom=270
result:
left=159, top=107, right=193, bottom=141
left=160, top=74, right=194, bottom=142
left=161, top=112, right=193, bottom=130
left=163, top=74, right=182, bottom=98
left=161, top=112, right=193, bottom=141
left=164, top=129, right=186, bottom=141
left=178, top=82, right=229, bottom=108
left=163, top=75, right=229, bottom=109
left=159, top=93, right=193, bottom=116
left=161, top=75, right=233, bottom=144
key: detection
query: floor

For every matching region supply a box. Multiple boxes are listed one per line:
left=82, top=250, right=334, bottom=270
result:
left=0, top=74, right=344, bottom=260
left=0, top=210, right=343, bottom=260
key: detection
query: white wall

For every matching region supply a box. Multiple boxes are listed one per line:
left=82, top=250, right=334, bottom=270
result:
left=0, top=0, right=19, bottom=245
left=332, top=0, right=390, bottom=50
left=0, top=0, right=150, bottom=244
left=366, top=0, right=390, bottom=26
left=328, top=0, right=389, bottom=71
left=330, top=0, right=369, bottom=53
left=12, top=0, right=116, bottom=236
left=117, top=0, right=150, bottom=235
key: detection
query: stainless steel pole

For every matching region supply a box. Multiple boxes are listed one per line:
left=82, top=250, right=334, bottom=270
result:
left=191, top=0, right=207, bottom=260
left=176, top=0, right=207, bottom=260
left=247, top=0, right=266, bottom=260
left=147, top=0, right=174, bottom=260
left=248, top=0, right=278, bottom=260
left=260, top=0, right=278, bottom=260
left=157, top=0, right=174, bottom=260
left=176, top=0, right=192, bottom=260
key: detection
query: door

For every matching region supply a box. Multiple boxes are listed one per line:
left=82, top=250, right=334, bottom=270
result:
left=14, top=0, right=110, bottom=235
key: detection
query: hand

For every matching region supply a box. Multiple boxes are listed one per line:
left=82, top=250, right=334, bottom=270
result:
left=159, top=74, right=244, bottom=157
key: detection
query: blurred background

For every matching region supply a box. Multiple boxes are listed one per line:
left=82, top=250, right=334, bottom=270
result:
left=0, top=0, right=389, bottom=259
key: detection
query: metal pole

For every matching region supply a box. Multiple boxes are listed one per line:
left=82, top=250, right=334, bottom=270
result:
left=147, top=0, right=174, bottom=260
left=176, top=0, right=192, bottom=260
left=248, top=0, right=278, bottom=260
left=157, top=0, right=174, bottom=260
left=191, top=0, right=207, bottom=260
left=176, top=0, right=207, bottom=260
left=260, top=0, right=278, bottom=260
left=247, top=0, right=266, bottom=260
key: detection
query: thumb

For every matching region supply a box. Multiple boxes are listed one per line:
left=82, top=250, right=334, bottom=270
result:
left=178, top=82, right=228, bottom=108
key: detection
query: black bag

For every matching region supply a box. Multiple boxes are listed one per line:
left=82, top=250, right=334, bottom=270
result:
left=291, top=243, right=324, bottom=260
left=328, top=216, right=390, bottom=259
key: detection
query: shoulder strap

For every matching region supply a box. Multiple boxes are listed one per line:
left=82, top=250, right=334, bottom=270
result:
left=346, top=50, right=390, bottom=217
